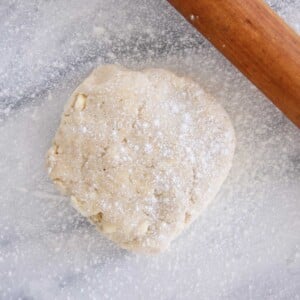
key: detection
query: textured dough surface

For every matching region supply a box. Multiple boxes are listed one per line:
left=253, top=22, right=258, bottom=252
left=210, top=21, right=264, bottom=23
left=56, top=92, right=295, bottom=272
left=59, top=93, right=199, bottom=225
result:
left=46, top=65, right=235, bottom=254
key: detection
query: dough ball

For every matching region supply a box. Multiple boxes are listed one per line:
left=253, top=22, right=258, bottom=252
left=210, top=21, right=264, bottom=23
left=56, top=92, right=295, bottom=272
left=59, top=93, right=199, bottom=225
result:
left=46, top=65, right=235, bottom=254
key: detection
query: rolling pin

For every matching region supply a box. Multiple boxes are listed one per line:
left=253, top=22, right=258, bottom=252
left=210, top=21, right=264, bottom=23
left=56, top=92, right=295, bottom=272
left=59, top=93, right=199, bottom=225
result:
left=167, top=0, right=300, bottom=127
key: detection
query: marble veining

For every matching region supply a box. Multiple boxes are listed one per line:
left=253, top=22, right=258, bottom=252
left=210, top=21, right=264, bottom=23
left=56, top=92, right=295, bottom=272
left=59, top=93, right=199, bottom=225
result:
left=0, top=1, right=299, bottom=299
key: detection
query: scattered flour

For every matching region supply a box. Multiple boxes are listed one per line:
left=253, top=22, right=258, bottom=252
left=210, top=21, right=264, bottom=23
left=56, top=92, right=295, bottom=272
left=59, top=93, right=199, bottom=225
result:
left=0, top=0, right=299, bottom=299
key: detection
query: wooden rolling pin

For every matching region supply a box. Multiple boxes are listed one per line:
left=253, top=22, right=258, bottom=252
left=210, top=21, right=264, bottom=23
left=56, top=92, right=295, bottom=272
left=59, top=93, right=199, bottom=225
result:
left=167, top=0, right=300, bottom=127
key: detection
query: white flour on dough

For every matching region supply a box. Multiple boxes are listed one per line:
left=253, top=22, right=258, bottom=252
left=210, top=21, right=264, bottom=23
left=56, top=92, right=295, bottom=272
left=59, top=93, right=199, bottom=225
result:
left=46, top=65, right=235, bottom=253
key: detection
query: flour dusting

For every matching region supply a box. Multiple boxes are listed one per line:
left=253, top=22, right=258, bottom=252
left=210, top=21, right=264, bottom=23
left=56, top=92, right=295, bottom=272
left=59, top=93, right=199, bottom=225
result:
left=0, top=0, right=299, bottom=299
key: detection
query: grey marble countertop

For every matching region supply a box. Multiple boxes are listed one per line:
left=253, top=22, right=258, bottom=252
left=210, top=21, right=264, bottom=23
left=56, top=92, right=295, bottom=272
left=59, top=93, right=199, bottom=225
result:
left=0, top=1, right=299, bottom=299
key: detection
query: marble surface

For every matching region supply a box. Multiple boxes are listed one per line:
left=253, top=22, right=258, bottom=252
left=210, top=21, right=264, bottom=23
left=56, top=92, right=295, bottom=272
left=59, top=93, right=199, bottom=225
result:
left=0, top=1, right=299, bottom=299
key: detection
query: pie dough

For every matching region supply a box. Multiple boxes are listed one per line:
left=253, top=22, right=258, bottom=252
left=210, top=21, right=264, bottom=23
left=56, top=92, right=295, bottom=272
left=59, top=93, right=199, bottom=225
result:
left=46, top=65, right=235, bottom=254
